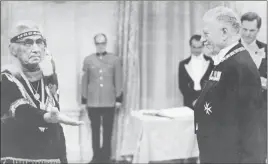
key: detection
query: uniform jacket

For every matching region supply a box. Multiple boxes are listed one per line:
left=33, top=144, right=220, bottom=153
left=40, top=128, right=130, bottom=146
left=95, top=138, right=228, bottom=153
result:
left=81, top=52, right=123, bottom=107
left=179, top=55, right=214, bottom=109
left=194, top=43, right=264, bottom=163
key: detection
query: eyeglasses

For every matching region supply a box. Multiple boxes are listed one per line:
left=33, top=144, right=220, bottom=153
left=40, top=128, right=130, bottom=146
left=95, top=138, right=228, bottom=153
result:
left=95, top=42, right=106, bottom=45
left=14, top=38, right=45, bottom=47
left=191, top=45, right=203, bottom=49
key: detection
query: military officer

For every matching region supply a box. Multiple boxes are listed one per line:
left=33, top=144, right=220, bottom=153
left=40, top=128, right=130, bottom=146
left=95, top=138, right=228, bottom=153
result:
left=194, top=7, right=264, bottom=163
left=81, top=33, right=123, bottom=163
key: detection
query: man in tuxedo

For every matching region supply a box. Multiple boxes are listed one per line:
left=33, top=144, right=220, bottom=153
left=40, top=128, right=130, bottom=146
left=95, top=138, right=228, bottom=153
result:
left=179, top=34, right=214, bottom=110
left=81, top=33, right=123, bottom=163
left=195, top=6, right=264, bottom=163
left=240, top=12, right=267, bottom=163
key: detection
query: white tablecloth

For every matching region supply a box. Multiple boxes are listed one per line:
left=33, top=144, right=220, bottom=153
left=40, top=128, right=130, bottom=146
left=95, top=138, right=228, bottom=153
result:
left=120, top=107, right=199, bottom=163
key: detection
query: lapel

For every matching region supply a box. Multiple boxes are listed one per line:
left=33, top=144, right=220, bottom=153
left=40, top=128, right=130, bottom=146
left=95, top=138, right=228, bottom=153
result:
left=256, top=40, right=266, bottom=49
left=240, top=39, right=267, bottom=69
left=256, top=40, right=267, bottom=77
left=256, top=40, right=267, bottom=58
left=201, top=59, right=210, bottom=78
left=184, top=56, right=193, bottom=80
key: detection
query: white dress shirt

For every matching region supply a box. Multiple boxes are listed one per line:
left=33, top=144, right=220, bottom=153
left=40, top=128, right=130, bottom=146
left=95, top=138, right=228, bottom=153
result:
left=188, top=53, right=209, bottom=90
left=241, top=39, right=263, bottom=68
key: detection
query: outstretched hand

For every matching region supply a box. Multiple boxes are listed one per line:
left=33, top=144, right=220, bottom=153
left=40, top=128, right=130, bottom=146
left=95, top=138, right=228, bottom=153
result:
left=58, top=114, right=84, bottom=126
left=44, top=107, right=84, bottom=126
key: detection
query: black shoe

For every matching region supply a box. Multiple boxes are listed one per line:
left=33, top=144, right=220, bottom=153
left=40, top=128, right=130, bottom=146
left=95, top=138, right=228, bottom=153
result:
left=89, top=157, right=99, bottom=163
left=98, top=157, right=112, bottom=164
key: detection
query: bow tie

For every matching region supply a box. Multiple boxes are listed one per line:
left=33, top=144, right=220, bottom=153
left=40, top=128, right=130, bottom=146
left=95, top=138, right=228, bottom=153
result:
left=96, top=52, right=107, bottom=56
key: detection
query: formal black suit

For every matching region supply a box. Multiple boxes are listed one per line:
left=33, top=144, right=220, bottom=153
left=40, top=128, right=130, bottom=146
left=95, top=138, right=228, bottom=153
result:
left=256, top=40, right=267, bottom=80
left=178, top=55, right=214, bottom=110
left=241, top=39, right=267, bottom=162
left=194, top=43, right=264, bottom=163
left=239, top=39, right=267, bottom=98
left=256, top=40, right=267, bottom=163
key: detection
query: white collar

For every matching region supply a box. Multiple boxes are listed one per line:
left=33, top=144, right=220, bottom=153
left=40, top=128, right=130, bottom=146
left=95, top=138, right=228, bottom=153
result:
left=212, top=41, right=239, bottom=65
left=241, top=39, right=257, bottom=47
left=191, top=53, right=204, bottom=60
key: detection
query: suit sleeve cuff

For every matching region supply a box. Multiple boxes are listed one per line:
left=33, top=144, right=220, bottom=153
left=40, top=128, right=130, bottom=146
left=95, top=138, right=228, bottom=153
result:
left=116, top=93, right=123, bottom=103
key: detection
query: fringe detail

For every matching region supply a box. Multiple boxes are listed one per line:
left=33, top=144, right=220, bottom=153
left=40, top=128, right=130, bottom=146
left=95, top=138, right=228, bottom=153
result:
left=1, top=56, right=22, bottom=79
left=1, top=157, right=61, bottom=164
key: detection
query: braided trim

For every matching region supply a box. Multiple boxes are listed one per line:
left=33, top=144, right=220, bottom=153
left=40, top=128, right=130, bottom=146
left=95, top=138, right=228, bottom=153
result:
left=9, top=98, right=30, bottom=117
left=1, top=157, right=60, bottom=164
left=2, top=73, right=36, bottom=108
left=219, top=47, right=246, bottom=64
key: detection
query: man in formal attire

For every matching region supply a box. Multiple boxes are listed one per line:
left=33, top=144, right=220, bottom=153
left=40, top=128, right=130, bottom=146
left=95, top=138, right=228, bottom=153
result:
left=179, top=34, right=214, bottom=110
left=81, top=33, right=123, bottom=163
left=194, top=6, right=264, bottom=163
left=240, top=12, right=267, bottom=163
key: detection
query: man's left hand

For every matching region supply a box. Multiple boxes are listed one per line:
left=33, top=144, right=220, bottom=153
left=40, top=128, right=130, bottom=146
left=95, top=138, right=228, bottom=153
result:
left=115, top=102, right=122, bottom=109
left=261, top=77, right=267, bottom=90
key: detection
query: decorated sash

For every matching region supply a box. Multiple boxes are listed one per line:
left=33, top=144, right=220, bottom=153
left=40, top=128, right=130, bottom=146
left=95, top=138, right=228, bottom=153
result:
left=208, top=47, right=245, bottom=82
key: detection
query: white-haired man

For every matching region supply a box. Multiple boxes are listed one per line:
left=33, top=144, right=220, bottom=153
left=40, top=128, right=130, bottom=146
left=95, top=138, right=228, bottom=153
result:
left=194, top=7, right=264, bottom=163
left=1, top=21, right=83, bottom=164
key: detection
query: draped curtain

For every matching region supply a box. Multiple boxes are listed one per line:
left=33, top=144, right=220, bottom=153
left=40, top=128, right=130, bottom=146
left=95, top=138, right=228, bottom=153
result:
left=112, top=1, right=140, bottom=159
left=138, top=1, right=231, bottom=109
left=112, top=1, right=231, bottom=160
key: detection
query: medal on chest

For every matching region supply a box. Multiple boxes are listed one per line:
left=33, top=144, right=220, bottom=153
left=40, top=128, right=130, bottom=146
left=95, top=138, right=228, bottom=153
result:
left=20, top=73, right=49, bottom=110
left=209, top=70, right=222, bottom=81
left=34, top=93, right=40, bottom=100
left=204, top=102, right=212, bottom=115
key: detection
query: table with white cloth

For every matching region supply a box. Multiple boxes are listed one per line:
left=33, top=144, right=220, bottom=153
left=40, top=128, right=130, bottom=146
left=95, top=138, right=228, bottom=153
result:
left=120, top=107, right=199, bottom=163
